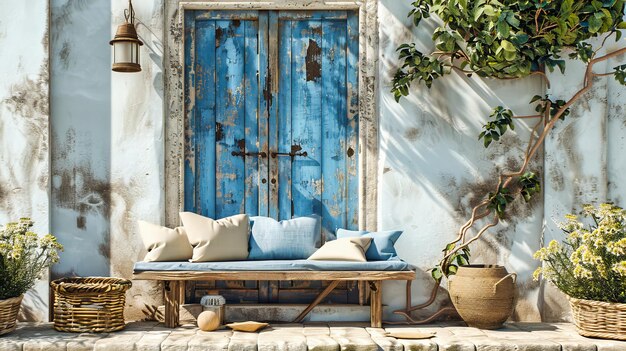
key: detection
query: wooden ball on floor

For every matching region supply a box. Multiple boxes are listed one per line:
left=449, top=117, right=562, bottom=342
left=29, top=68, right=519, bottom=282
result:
left=197, top=311, right=220, bottom=331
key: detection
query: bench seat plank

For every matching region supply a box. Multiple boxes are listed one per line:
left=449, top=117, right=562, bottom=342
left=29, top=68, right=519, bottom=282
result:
left=133, top=270, right=415, bottom=281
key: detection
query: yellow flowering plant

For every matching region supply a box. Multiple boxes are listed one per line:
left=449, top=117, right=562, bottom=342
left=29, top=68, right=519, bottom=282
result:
left=0, top=218, right=63, bottom=300
left=534, top=203, right=626, bottom=302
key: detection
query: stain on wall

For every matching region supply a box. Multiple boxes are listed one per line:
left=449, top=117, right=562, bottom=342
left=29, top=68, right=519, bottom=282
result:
left=0, top=1, right=50, bottom=322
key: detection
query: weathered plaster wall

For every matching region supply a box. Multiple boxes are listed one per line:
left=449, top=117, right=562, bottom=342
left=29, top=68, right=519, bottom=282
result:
left=542, top=39, right=626, bottom=321
left=378, top=0, right=545, bottom=322
left=109, top=0, right=165, bottom=322
left=0, top=1, right=50, bottom=322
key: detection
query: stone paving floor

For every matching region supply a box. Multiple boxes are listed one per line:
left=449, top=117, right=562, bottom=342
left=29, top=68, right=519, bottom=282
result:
left=1, top=321, right=626, bottom=351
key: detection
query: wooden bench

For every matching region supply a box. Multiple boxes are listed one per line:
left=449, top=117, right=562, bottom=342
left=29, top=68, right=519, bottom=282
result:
left=133, top=270, right=415, bottom=328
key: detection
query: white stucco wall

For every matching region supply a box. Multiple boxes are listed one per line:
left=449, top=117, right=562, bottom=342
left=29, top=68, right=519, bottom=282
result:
left=1, top=0, right=624, bottom=323
left=0, top=1, right=50, bottom=321
left=378, top=0, right=545, bottom=321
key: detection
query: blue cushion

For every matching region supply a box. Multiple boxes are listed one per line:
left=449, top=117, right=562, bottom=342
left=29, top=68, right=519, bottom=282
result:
left=336, top=229, right=402, bottom=261
left=248, top=215, right=321, bottom=260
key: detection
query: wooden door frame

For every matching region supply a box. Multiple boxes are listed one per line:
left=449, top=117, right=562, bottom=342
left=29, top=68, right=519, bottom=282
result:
left=164, top=0, right=379, bottom=231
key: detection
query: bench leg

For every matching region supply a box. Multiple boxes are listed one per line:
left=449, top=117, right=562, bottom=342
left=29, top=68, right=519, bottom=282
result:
left=293, top=280, right=341, bottom=323
left=164, top=281, right=184, bottom=328
left=370, top=281, right=382, bottom=328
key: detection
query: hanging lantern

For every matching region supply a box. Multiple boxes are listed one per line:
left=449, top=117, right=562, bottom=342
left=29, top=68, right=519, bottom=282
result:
left=110, top=0, right=143, bottom=73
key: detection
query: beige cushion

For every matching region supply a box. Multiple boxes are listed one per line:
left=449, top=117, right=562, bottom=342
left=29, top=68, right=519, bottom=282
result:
left=138, top=221, right=192, bottom=262
left=226, top=321, right=269, bottom=332
left=180, top=212, right=250, bottom=262
left=308, top=237, right=372, bottom=261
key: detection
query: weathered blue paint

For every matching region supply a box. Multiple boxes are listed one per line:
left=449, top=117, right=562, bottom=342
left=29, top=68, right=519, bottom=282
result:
left=184, top=11, right=196, bottom=214
left=346, top=13, right=360, bottom=230
left=184, top=10, right=359, bottom=235
left=321, top=19, right=348, bottom=240
left=276, top=12, right=292, bottom=221
left=243, top=20, right=260, bottom=216
left=289, top=19, right=323, bottom=222
left=195, top=19, right=217, bottom=218
left=215, top=20, right=246, bottom=218
left=258, top=13, right=270, bottom=218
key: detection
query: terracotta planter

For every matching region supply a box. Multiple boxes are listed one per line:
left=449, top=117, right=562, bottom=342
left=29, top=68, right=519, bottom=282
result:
left=0, top=295, right=23, bottom=335
left=448, top=265, right=516, bottom=329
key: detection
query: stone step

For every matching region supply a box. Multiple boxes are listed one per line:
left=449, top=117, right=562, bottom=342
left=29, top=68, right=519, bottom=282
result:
left=155, top=303, right=380, bottom=324
left=1, top=322, right=626, bottom=351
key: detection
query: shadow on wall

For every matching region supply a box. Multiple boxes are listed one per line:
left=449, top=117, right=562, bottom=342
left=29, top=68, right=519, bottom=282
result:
left=377, top=0, right=545, bottom=321
left=50, top=0, right=112, bottom=280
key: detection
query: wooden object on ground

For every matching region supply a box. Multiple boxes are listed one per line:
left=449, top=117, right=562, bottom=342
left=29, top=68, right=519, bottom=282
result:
left=448, top=265, right=516, bottom=329
left=569, top=296, right=626, bottom=341
left=50, top=277, right=132, bottom=333
left=0, top=295, right=23, bottom=335
left=197, top=310, right=220, bottom=331
left=226, top=321, right=269, bottom=332
left=134, top=270, right=415, bottom=328
left=385, top=330, right=435, bottom=339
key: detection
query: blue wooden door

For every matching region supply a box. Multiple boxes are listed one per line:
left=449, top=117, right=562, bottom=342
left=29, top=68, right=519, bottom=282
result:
left=184, top=10, right=359, bottom=304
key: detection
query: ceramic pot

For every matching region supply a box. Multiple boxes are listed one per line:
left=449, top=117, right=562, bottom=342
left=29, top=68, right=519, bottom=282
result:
left=0, top=295, right=23, bottom=335
left=448, top=265, right=516, bottom=329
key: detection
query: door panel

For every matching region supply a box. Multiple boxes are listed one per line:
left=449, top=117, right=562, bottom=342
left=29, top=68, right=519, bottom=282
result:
left=184, top=10, right=359, bottom=305
left=273, top=13, right=358, bottom=242
left=185, top=12, right=265, bottom=219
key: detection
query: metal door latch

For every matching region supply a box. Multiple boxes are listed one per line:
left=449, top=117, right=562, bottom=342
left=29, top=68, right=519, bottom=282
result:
left=270, top=151, right=308, bottom=158
left=231, top=151, right=267, bottom=158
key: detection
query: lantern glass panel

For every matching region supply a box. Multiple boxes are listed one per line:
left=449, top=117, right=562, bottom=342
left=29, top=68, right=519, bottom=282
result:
left=113, top=41, right=133, bottom=64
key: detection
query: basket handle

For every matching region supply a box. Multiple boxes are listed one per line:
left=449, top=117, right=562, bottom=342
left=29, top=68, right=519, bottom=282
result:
left=493, top=272, right=517, bottom=293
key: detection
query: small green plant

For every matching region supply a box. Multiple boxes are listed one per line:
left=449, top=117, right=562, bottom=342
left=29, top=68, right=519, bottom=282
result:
left=0, top=218, right=63, bottom=300
left=534, top=204, right=626, bottom=303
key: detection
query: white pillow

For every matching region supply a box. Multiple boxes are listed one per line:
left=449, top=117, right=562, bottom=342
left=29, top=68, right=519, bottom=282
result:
left=138, top=221, right=193, bottom=262
left=308, top=237, right=372, bottom=262
left=179, top=212, right=250, bottom=262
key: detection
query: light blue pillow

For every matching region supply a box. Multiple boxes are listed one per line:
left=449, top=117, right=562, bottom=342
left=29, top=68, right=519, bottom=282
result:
left=336, top=229, right=402, bottom=261
left=248, top=215, right=321, bottom=260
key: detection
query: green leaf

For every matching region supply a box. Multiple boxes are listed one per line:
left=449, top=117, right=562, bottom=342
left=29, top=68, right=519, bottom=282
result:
left=431, top=267, right=443, bottom=281
left=483, top=5, right=496, bottom=16
left=501, top=40, right=516, bottom=52
left=588, top=14, right=603, bottom=33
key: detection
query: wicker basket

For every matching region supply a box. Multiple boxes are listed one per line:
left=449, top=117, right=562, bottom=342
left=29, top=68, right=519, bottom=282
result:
left=0, top=295, right=23, bottom=335
left=569, top=296, right=626, bottom=340
left=51, top=277, right=132, bottom=333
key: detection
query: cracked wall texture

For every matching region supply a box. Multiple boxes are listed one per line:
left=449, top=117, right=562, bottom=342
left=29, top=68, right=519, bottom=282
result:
left=1, top=0, right=624, bottom=322
left=0, top=1, right=50, bottom=321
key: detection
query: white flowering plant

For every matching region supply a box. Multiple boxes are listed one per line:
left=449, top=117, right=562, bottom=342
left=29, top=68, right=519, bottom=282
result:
left=534, top=203, right=626, bottom=303
left=0, top=218, right=63, bottom=300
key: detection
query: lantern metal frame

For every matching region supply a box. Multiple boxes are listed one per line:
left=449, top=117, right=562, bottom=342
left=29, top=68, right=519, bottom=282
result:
left=110, top=0, right=143, bottom=72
